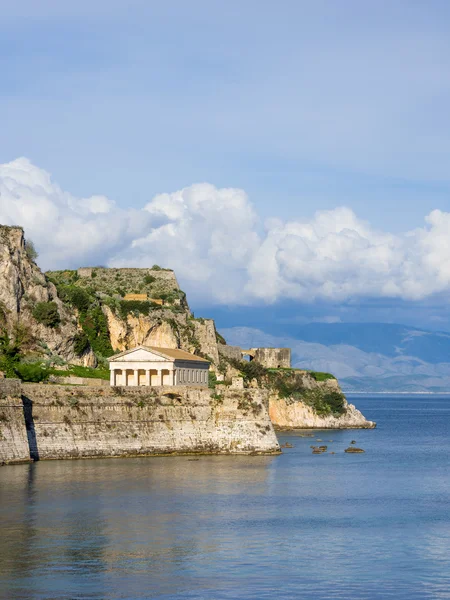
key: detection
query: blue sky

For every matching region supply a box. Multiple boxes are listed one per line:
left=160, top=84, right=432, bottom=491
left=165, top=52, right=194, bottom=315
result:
left=2, top=1, right=450, bottom=331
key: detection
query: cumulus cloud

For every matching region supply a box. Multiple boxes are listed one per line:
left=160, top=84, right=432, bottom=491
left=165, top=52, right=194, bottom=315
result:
left=1, top=157, right=450, bottom=305
left=0, top=158, right=151, bottom=269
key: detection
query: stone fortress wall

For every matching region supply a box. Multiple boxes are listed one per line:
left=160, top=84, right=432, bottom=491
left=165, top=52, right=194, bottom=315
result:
left=219, top=345, right=291, bottom=369
left=77, top=267, right=179, bottom=285
left=0, top=380, right=280, bottom=465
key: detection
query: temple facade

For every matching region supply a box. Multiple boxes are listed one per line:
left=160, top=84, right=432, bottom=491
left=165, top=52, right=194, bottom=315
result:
left=108, top=346, right=210, bottom=387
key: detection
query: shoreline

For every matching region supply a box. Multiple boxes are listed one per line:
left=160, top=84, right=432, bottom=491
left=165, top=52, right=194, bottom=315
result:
left=345, top=391, right=450, bottom=395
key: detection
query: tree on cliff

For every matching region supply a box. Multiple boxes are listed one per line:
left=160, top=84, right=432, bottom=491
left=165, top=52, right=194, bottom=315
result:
left=25, top=239, right=38, bottom=261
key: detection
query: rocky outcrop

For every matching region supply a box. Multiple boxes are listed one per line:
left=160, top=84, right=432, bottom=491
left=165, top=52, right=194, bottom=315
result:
left=269, top=395, right=376, bottom=429
left=102, top=305, right=220, bottom=366
left=103, top=305, right=178, bottom=350
left=268, top=373, right=376, bottom=429
left=0, top=226, right=95, bottom=366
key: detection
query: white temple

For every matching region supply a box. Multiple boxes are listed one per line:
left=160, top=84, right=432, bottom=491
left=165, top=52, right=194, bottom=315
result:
left=108, top=346, right=210, bottom=387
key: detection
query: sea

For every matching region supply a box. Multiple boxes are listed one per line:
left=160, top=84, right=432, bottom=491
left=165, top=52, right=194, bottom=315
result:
left=1, top=394, right=450, bottom=600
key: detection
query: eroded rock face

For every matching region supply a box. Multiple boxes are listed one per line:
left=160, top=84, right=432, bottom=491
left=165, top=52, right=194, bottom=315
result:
left=269, top=395, right=375, bottom=429
left=102, top=305, right=220, bottom=365
left=0, top=226, right=96, bottom=366
left=269, top=375, right=376, bottom=429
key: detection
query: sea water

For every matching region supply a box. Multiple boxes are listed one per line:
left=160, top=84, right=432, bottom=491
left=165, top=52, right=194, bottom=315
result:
left=1, top=395, right=450, bottom=600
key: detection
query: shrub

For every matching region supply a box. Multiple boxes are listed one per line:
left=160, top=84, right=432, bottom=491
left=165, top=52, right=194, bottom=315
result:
left=69, top=365, right=110, bottom=380
left=14, top=362, right=49, bottom=383
left=144, top=274, right=156, bottom=285
left=309, top=371, right=336, bottom=382
left=79, top=307, right=114, bottom=357
left=323, top=390, right=346, bottom=415
left=66, top=287, right=91, bottom=313
left=215, top=330, right=227, bottom=345
left=228, top=358, right=267, bottom=383
left=151, top=264, right=162, bottom=271
left=118, top=300, right=151, bottom=319
left=0, top=332, right=22, bottom=377
left=208, top=371, right=217, bottom=388
left=25, top=239, right=38, bottom=261
left=73, top=332, right=90, bottom=356
left=33, top=302, right=60, bottom=328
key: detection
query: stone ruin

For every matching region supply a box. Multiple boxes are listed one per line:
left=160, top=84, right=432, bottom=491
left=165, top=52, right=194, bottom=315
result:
left=218, top=345, right=291, bottom=369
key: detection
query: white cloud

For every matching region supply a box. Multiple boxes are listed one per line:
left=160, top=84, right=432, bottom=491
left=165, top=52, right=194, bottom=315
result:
left=1, top=157, right=450, bottom=305
left=0, top=157, right=150, bottom=269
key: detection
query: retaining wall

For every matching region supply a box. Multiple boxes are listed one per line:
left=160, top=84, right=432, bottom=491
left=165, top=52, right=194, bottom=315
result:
left=0, top=382, right=279, bottom=464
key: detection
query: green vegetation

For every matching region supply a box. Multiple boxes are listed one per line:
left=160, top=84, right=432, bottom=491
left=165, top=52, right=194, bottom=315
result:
left=308, top=371, right=336, bottom=382
left=0, top=331, right=23, bottom=378
left=25, top=239, right=38, bottom=261
left=14, top=362, right=49, bottom=383
left=73, top=332, right=90, bottom=356
left=215, top=330, right=226, bottom=345
left=46, top=267, right=187, bottom=360
left=79, top=307, right=113, bottom=357
left=300, top=389, right=345, bottom=416
left=46, top=276, right=113, bottom=358
left=225, top=358, right=345, bottom=417
left=33, top=301, right=60, bottom=328
left=118, top=300, right=151, bottom=319
left=228, top=358, right=267, bottom=383
left=47, top=364, right=110, bottom=381
left=208, top=371, right=217, bottom=388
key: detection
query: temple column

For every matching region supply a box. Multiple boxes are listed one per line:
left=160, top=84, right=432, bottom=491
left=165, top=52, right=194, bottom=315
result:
left=110, top=369, right=116, bottom=386
left=155, top=370, right=162, bottom=386
left=145, top=370, right=151, bottom=386
left=134, top=369, right=139, bottom=386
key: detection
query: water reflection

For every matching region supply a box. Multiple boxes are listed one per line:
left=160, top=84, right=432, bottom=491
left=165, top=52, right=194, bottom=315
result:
left=1, top=397, right=450, bottom=600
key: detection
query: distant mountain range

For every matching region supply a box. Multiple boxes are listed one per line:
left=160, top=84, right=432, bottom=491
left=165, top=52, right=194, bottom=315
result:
left=220, top=323, right=450, bottom=392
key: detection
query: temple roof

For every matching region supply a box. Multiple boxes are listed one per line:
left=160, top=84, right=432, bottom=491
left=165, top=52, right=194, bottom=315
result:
left=108, top=345, right=210, bottom=363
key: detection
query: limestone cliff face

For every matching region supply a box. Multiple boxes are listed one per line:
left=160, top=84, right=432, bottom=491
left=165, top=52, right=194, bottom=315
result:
left=0, top=226, right=95, bottom=366
left=269, top=377, right=376, bottom=429
left=102, top=305, right=220, bottom=366
left=269, top=396, right=375, bottom=429
left=103, top=305, right=179, bottom=350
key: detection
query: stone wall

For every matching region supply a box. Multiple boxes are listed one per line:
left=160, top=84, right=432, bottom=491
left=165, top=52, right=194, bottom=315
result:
left=0, top=380, right=31, bottom=465
left=0, top=378, right=21, bottom=399
left=219, top=345, right=291, bottom=369
left=218, top=344, right=242, bottom=362
left=252, top=348, right=291, bottom=368
left=48, top=376, right=109, bottom=387
left=0, top=383, right=279, bottom=464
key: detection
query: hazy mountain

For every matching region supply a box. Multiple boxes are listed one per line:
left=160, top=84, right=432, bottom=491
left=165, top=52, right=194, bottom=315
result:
left=220, top=324, right=450, bottom=393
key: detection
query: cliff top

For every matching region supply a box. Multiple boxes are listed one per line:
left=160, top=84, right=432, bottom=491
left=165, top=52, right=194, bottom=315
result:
left=46, top=266, right=184, bottom=304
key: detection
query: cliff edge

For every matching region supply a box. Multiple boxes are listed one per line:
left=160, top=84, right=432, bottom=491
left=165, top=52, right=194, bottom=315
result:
left=0, top=226, right=96, bottom=367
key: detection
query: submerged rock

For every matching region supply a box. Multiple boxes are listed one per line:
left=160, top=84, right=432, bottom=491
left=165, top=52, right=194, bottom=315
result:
left=345, top=447, right=365, bottom=453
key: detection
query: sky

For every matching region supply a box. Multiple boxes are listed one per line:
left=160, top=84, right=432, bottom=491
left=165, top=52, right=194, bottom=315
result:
left=1, top=1, right=450, bottom=331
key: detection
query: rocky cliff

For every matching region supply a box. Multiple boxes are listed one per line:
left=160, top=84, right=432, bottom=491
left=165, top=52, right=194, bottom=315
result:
left=269, top=374, right=376, bottom=429
left=46, top=266, right=221, bottom=368
left=0, top=223, right=374, bottom=430
left=0, top=226, right=95, bottom=366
